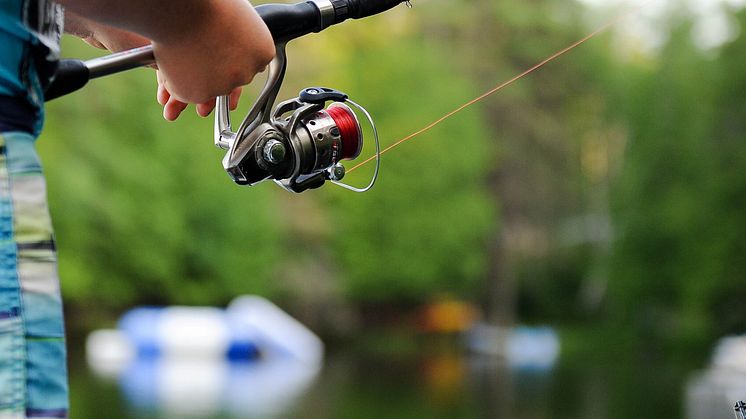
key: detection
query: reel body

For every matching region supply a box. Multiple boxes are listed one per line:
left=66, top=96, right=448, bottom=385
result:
left=215, top=47, right=379, bottom=193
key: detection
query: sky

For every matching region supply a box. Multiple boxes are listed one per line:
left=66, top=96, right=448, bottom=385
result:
left=578, top=0, right=746, bottom=49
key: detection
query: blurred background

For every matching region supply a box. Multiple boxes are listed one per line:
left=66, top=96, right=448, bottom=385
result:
left=39, top=0, right=746, bottom=417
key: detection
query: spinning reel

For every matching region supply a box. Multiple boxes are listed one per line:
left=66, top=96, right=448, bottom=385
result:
left=214, top=47, right=380, bottom=193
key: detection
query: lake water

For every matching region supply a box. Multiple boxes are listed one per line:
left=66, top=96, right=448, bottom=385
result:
left=67, top=341, right=722, bottom=419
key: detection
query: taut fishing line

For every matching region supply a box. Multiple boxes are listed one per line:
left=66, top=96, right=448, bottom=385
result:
left=347, top=9, right=635, bottom=174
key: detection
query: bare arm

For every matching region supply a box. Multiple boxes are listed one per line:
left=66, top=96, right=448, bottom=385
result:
left=64, top=11, right=149, bottom=51
left=59, top=0, right=216, bottom=45
left=58, top=0, right=275, bottom=104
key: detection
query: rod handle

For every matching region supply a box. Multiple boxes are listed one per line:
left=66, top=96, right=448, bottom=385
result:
left=44, top=59, right=90, bottom=102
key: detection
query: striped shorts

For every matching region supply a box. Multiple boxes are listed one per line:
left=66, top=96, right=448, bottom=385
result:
left=0, top=131, right=68, bottom=419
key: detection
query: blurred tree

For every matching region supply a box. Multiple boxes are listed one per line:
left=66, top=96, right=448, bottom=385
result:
left=607, top=10, right=746, bottom=349
left=703, top=8, right=746, bottom=337
left=426, top=0, right=623, bottom=325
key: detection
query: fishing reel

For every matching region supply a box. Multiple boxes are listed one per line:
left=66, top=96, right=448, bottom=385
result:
left=214, top=46, right=380, bottom=193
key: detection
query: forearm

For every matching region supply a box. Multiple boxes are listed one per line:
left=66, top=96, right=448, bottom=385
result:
left=63, top=11, right=92, bottom=39
left=58, top=0, right=211, bottom=45
left=64, top=11, right=145, bottom=51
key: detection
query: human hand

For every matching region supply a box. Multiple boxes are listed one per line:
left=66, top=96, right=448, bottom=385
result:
left=150, top=0, right=275, bottom=105
left=65, top=14, right=195, bottom=120
left=156, top=73, right=243, bottom=121
left=150, top=0, right=274, bottom=121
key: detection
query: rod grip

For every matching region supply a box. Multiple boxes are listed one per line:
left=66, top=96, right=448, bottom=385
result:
left=347, top=0, right=405, bottom=20
left=44, top=59, right=90, bottom=102
left=257, top=2, right=320, bottom=43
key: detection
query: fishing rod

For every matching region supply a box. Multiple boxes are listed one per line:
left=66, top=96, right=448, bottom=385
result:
left=46, top=0, right=408, bottom=193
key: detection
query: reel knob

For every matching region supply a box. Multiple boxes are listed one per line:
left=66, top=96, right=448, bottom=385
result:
left=328, top=163, right=346, bottom=181
left=263, top=139, right=287, bottom=164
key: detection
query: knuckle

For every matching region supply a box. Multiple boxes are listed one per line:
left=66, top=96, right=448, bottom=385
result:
left=260, top=42, right=276, bottom=66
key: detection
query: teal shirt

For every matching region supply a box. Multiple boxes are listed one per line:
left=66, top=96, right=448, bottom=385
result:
left=0, top=0, right=26, bottom=97
left=0, top=0, right=63, bottom=134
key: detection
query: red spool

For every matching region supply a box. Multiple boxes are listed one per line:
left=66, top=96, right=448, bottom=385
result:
left=327, top=104, right=362, bottom=160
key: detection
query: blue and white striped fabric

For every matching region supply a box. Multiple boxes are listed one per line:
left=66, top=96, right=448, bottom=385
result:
left=0, top=131, right=68, bottom=419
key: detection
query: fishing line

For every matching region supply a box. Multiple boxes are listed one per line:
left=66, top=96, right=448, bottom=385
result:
left=347, top=10, right=635, bottom=174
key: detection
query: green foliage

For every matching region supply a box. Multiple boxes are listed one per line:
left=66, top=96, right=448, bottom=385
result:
left=607, top=9, right=746, bottom=348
